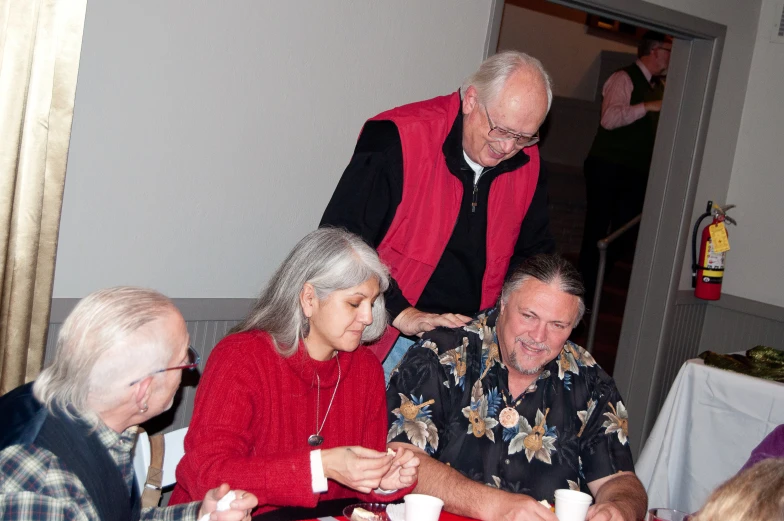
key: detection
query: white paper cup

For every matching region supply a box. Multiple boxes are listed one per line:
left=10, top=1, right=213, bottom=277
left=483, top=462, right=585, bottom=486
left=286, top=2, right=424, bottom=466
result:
left=554, top=489, right=593, bottom=521
left=404, top=493, right=444, bottom=521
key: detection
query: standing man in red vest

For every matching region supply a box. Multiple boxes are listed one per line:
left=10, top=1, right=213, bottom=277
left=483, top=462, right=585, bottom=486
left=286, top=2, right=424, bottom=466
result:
left=320, top=51, right=556, bottom=378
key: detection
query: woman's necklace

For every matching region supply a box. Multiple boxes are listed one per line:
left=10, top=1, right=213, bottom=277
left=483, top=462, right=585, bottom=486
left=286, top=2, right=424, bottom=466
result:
left=307, top=354, right=341, bottom=447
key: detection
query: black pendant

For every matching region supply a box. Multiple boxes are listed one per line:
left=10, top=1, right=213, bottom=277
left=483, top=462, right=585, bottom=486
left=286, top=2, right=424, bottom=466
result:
left=308, top=434, right=324, bottom=446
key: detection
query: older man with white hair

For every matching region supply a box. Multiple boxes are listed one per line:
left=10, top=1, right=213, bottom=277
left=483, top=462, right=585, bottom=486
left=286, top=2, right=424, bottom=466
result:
left=321, top=51, right=557, bottom=379
left=0, top=287, right=257, bottom=521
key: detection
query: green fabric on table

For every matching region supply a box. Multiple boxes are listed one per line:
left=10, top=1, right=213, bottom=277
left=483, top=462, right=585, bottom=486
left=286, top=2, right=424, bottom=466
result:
left=699, top=346, right=784, bottom=383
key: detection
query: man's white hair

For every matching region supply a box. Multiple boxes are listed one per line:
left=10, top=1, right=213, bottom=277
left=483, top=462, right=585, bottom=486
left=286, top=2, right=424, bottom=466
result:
left=34, top=287, right=177, bottom=423
left=460, top=50, right=554, bottom=112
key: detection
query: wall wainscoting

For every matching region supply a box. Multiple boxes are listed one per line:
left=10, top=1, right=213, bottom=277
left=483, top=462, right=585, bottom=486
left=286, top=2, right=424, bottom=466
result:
left=648, top=291, right=784, bottom=444
left=47, top=293, right=784, bottom=436
left=667, top=291, right=784, bottom=358
left=655, top=294, right=708, bottom=418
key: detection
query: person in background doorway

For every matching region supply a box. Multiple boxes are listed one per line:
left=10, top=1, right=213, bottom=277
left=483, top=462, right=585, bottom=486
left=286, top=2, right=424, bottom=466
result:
left=578, top=31, right=672, bottom=306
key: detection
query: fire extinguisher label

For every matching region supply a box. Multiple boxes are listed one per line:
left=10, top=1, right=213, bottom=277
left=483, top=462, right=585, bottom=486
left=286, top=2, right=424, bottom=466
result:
left=709, top=222, right=731, bottom=252
left=702, top=238, right=726, bottom=282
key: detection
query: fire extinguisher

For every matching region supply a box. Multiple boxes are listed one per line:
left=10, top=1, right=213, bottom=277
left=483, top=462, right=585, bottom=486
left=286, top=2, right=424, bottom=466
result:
left=691, top=200, right=736, bottom=300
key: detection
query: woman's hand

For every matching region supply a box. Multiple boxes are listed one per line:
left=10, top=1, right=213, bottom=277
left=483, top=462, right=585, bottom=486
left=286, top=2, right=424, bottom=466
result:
left=379, top=447, right=420, bottom=491
left=321, top=446, right=394, bottom=493
left=198, top=483, right=258, bottom=521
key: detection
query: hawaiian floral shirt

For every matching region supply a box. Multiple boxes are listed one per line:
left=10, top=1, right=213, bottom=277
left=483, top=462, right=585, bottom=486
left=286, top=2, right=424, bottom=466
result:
left=386, top=307, right=635, bottom=504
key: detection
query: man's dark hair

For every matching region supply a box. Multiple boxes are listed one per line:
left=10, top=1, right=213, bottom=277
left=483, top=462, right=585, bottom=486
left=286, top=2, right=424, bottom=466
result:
left=639, top=30, right=671, bottom=58
left=500, top=254, right=586, bottom=325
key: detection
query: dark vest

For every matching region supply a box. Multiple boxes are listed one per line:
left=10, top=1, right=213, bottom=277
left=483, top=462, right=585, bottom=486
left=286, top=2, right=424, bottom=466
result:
left=588, top=63, right=665, bottom=172
left=0, top=382, right=141, bottom=521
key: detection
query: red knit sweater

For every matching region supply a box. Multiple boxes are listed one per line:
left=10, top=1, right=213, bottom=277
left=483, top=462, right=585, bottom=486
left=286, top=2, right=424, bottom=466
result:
left=169, top=330, right=409, bottom=514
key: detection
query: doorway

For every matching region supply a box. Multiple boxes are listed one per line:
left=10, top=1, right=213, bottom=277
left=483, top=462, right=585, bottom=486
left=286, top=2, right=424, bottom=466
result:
left=495, top=0, right=658, bottom=374
left=485, top=0, right=726, bottom=457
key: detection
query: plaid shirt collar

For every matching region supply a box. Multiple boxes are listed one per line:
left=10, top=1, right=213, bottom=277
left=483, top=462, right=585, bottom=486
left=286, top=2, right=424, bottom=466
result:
left=94, top=421, right=139, bottom=465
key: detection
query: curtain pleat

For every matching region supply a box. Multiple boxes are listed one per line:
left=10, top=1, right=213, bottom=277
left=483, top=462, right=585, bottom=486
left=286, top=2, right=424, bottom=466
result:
left=0, top=0, right=87, bottom=394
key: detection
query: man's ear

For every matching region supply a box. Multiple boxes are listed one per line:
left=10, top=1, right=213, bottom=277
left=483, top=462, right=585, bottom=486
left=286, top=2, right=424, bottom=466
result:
left=134, top=376, right=153, bottom=409
left=462, top=85, right=479, bottom=115
left=299, top=282, right=317, bottom=318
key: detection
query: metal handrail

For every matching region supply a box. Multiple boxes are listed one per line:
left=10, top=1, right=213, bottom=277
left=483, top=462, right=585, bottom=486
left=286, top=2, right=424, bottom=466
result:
left=586, top=214, right=642, bottom=353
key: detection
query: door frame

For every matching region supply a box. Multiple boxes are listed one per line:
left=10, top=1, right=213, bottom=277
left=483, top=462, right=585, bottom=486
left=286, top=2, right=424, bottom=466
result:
left=485, top=0, right=726, bottom=456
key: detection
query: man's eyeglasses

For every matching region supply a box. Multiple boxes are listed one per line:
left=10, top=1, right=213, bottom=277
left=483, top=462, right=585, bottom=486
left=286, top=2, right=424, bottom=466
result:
left=483, top=105, right=539, bottom=148
left=128, top=345, right=200, bottom=387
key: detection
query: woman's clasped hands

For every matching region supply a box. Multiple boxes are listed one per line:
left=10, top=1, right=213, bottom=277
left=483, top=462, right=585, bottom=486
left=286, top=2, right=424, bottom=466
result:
left=321, top=446, right=420, bottom=493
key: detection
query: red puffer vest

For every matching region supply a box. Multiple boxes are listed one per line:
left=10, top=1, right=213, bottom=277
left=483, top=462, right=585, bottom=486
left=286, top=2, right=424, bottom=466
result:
left=368, top=91, right=540, bottom=360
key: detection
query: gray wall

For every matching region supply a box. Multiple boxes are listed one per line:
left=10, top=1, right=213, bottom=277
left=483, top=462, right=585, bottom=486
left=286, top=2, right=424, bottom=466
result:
left=698, top=295, right=784, bottom=353
left=53, top=0, right=494, bottom=300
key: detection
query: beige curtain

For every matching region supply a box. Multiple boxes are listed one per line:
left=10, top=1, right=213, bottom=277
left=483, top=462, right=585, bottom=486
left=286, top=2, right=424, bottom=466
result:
left=0, top=0, right=87, bottom=394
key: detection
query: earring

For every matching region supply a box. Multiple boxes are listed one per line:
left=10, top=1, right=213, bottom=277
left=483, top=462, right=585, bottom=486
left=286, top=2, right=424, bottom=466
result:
left=140, top=403, right=149, bottom=414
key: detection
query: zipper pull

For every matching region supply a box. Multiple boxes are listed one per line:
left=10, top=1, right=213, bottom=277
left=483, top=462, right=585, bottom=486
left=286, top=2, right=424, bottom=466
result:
left=472, top=184, right=478, bottom=213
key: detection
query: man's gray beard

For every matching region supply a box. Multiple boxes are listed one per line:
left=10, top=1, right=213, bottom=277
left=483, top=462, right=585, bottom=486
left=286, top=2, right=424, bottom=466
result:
left=507, top=338, right=551, bottom=375
left=507, top=350, right=545, bottom=375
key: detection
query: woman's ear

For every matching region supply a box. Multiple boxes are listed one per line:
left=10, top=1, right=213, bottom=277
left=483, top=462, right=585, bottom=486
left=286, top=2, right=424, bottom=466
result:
left=300, top=282, right=316, bottom=318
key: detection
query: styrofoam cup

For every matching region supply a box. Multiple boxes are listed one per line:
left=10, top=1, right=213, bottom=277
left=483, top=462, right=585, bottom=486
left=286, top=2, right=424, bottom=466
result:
left=404, top=493, right=444, bottom=521
left=554, top=489, right=593, bottom=521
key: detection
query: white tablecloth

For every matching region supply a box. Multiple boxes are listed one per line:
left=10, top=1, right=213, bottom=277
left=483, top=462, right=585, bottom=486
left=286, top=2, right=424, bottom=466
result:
left=636, top=359, right=784, bottom=513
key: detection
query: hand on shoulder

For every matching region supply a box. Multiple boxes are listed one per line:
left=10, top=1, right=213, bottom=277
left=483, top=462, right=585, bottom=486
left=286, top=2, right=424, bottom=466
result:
left=392, top=307, right=471, bottom=336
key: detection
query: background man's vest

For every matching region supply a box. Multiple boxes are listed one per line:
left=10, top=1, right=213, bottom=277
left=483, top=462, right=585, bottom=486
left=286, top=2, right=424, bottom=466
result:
left=588, top=63, right=664, bottom=172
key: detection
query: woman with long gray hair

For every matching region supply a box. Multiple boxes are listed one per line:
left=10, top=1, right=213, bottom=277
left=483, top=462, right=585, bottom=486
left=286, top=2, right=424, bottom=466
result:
left=171, top=228, right=419, bottom=517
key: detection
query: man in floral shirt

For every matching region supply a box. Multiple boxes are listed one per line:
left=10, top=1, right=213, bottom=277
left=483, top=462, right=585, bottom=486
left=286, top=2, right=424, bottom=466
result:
left=387, top=254, right=646, bottom=521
